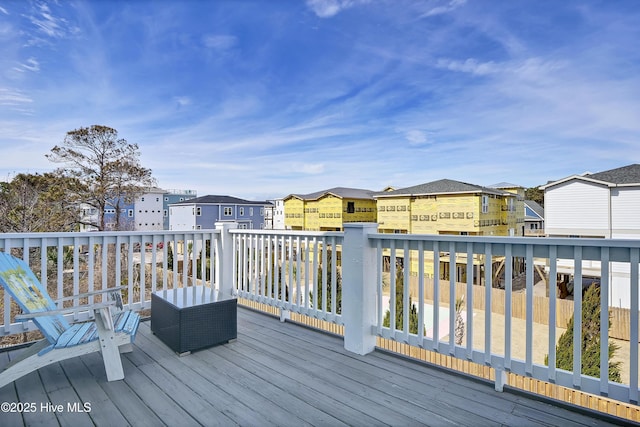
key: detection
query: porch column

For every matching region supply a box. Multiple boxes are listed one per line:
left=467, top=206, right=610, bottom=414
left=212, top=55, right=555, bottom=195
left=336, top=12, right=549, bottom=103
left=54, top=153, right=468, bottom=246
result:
left=343, top=223, right=378, bottom=355
left=215, top=221, right=238, bottom=298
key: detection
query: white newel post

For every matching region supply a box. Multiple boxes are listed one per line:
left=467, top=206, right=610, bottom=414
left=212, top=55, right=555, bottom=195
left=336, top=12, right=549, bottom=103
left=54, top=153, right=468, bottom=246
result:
left=215, top=222, right=238, bottom=298
left=343, top=223, right=378, bottom=355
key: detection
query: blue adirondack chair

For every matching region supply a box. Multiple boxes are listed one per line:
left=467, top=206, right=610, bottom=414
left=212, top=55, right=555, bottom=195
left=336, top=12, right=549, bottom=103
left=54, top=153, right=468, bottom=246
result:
left=0, top=251, right=140, bottom=389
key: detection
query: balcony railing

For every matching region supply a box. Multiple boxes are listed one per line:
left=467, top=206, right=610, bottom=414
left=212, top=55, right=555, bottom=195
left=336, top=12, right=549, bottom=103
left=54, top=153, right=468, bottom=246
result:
left=1, top=222, right=639, bottom=410
left=0, top=229, right=219, bottom=336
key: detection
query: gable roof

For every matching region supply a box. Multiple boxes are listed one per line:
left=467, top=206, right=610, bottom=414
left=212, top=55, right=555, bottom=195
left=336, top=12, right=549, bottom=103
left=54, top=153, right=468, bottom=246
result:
left=542, top=164, right=640, bottom=190
left=286, top=187, right=375, bottom=201
left=524, top=200, right=544, bottom=220
left=170, top=195, right=272, bottom=206
left=585, top=164, right=640, bottom=185
left=374, top=179, right=511, bottom=198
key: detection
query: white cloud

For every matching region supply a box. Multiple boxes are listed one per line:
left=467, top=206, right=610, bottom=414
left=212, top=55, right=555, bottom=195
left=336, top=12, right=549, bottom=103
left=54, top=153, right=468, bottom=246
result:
left=404, top=130, right=428, bottom=145
left=0, top=6, right=8, bottom=15
left=202, top=34, right=237, bottom=50
left=295, top=162, right=325, bottom=174
left=0, top=87, right=33, bottom=106
left=174, top=96, right=191, bottom=107
left=306, top=0, right=370, bottom=18
left=422, top=0, right=467, bottom=18
left=436, top=58, right=498, bottom=75
left=24, top=2, right=80, bottom=44
left=13, top=57, right=40, bottom=73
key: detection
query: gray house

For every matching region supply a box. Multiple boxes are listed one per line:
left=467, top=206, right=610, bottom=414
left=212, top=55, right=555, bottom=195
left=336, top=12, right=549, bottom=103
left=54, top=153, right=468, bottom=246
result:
left=169, top=195, right=272, bottom=230
left=523, top=200, right=544, bottom=236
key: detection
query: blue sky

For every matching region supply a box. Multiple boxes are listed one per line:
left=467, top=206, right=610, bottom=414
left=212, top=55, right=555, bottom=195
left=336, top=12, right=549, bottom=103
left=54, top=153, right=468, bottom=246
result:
left=1, top=0, right=639, bottom=201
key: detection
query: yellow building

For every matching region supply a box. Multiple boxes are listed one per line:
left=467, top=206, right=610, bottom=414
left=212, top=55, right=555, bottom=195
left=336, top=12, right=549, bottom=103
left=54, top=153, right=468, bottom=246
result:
left=374, top=178, right=521, bottom=236
left=374, top=179, right=523, bottom=281
left=489, top=182, right=526, bottom=237
left=283, top=187, right=377, bottom=231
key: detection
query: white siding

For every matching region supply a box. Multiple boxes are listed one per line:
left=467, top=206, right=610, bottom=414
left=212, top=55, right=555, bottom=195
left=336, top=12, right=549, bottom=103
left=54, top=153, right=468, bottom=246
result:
left=169, top=205, right=196, bottom=230
left=273, top=199, right=285, bottom=230
left=611, top=186, right=640, bottom=238
left=545, top=180, right=610, bottom=237
left=135, top=191, right=165, bottom=231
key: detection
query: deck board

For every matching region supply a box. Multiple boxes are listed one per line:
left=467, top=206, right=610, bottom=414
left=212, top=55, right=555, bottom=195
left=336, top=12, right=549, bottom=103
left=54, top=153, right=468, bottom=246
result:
left=0, top=307, right=628, bottom=427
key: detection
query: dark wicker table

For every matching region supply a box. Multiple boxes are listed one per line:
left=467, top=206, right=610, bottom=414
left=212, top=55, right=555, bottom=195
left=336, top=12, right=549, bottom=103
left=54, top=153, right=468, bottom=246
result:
left=151, top=286, right=237, bottom=355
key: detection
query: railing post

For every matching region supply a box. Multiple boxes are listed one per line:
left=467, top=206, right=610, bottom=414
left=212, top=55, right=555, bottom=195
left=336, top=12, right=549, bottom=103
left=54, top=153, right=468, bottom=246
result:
left=215, top=222, right=238, bottom=298
left=343, top=223, right=378, bottom=355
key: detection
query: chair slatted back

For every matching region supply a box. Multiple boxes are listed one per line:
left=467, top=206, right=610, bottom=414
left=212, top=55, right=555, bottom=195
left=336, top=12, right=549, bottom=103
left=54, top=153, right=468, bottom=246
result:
left=0, top=252, right=70, bottom=343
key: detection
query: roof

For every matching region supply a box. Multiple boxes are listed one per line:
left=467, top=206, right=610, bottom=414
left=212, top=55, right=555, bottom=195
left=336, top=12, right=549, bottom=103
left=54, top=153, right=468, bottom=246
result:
left=489, top=182, right=522, bottom=189
left=170, top=195, right=272, bottom=206
left=524, top=200, right=544, bottom=220
left=142, top=187, right=167, bottom=194
left=286, top=187, right=375, bottom=201
left=373, top=179, right=512, bottom=198
left=542, top=164, right=640, bottom=189
left=585, top=164, right=640, bottom=185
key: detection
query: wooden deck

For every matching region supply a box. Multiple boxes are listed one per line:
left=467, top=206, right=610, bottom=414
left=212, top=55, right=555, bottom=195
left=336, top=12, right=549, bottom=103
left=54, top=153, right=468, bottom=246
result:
left=0, top=307, right=629, bottom=426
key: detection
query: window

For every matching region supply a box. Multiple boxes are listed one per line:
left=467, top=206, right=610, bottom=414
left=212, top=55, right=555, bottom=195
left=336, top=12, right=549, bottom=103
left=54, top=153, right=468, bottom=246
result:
left=347, top=202, right=355, bottom=213
left=196, top=207, right=202, bottom=216
left=239, top=207, right=244, bottom=216
left=250, top=208, right=253, bottom=216
left=482, top=196, right=489, bottom=214
left=164, top=197, right=169, bottom=201
left=128, top=210, right=133, bottom=217
left=224, top=207, right=232, bottom=216
left=156, top=197, right=159, bottom=202
left=141, top=197, right=145, bottom=201
left=260, top=208, right=264, bottom=216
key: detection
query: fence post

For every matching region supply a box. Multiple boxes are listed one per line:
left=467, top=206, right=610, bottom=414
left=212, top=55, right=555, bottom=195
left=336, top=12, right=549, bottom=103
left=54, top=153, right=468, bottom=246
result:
left=343, top=223, right=378, bottom=355
left=215, top=222, right=238, bottom=298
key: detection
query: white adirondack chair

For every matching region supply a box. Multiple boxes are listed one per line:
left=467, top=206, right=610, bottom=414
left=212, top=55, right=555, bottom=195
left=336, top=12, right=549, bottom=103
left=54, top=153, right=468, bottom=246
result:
left=0, top=251, right=140, bottom=389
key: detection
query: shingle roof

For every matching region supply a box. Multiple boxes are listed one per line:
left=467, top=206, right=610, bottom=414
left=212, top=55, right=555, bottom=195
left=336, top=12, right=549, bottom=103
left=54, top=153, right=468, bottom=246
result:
left=170, top=195, right=272, bottom=206
left=585, top=164, right=640, bottom=185
left=524, top=200, right=544, bottom=219
left=289, top=187, right=375, bottom=201
left=373, top=179, right=510, bottom=198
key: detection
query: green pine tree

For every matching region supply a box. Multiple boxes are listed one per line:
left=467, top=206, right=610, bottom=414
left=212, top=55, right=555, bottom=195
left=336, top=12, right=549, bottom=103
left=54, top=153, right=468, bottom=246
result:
left=545, top=284, right=621, bottom=382
left=310, top=249, right=342, bottom=314
left=265, top=246, right=289, bottom=300
left=383, top=267, right=419, bottom=334
left=166, top=243, right=174, bottom=271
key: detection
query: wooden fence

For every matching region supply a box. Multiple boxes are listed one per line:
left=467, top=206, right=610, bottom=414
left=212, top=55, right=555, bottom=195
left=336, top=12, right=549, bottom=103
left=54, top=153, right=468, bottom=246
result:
left=408, top=278, right=637, bottom=342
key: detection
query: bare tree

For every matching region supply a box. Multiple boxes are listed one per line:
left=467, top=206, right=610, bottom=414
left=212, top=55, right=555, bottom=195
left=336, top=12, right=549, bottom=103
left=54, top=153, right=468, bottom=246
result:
left=0, top=173, right=81, bottom=232
left=47, top=125, right=156, bottom=231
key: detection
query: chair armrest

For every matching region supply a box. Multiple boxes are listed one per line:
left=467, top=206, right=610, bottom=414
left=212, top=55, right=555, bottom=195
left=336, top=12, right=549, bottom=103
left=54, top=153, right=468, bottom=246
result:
left=54, top=286, right=126, bottom=302
left=15, top=301, right=117, bottom=321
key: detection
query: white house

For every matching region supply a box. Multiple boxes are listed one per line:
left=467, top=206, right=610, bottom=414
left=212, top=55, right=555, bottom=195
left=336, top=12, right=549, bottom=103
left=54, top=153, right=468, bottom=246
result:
left=265, top=198, right=285, bottom=230
left=133, top=188, right=166, bottom=231
left=542, top=164, right=640, bottom=308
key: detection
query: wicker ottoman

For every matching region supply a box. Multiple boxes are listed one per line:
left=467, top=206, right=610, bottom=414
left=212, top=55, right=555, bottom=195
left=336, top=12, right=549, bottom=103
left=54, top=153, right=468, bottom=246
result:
left=151, top=286, right=237, bottom=355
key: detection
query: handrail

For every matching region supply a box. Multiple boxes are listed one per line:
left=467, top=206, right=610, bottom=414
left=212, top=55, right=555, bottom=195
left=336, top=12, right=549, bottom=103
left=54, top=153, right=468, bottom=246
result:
left=2, top=224, right=638, bottom=407
left=0, top=229, right=220, bottom=336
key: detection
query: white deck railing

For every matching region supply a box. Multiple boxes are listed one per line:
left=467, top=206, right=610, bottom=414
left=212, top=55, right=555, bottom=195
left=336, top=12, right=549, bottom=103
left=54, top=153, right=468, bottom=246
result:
left=0, top=229, right=219, bottom=336
left=226, top=223, right=640, bottom=406
left=1, top=222, right=639, bottom=406
left=231, top=228, right=344, bottom=324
